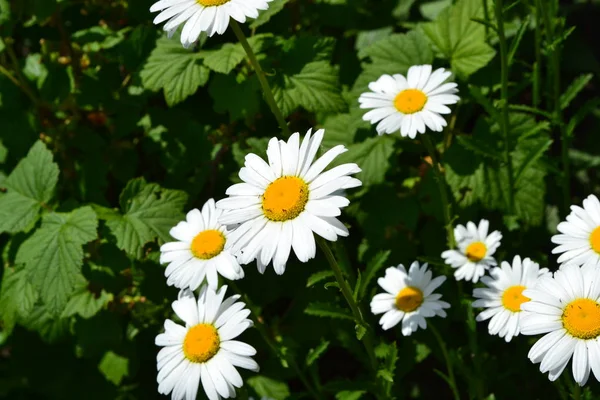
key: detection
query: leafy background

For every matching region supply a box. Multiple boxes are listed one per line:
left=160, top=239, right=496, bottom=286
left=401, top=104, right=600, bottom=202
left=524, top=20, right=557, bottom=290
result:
left=1, top=0, right=600, bottom=399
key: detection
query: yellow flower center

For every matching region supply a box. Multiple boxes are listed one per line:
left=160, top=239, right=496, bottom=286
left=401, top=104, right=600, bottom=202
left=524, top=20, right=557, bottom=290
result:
left=501, top=285, right=529, bottom=312
left=183, top=323, right=220, bottom=363
left=196, top=0, right=230, bottom=6
left=262, top=176, right=309, bottom=222
left=562, top=299, right=600, bottom=340
left=465, top=241, right=487, bottom=262
left=590, top=226, right=600, bottom=254
left=395, top=286, right=424, bottom=312
left=394, top=89, right=428, bottom=114
left=191, top=230, right=226, bottom=260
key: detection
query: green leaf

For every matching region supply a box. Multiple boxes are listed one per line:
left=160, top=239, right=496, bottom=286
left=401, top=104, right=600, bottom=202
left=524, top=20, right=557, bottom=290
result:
left=140, top=35, right=210, bottom=107
left=322, top=109, right=371, bottom=149
left=208, top=74, right=261, bottom=121
left=21, top=305, right=70, bottom=343
left=356, top=27, right=394, bottom=59
left=105, top=178, right=188, bottom=259
left=306, top=270, right=335, bottom=287
left=61, top=281, right=111, bottom=319
left=336, top=391, right=366, bottom=400
left=203, top=34, right=270, bottom=74
left=0, top=266, right=38, bottom=333
left=249, top=0, right=289, bottom=29
left=420, top=0, right=452, bottom=20
left=306, top=340, right=330, bottom=366
left=18, top=206, right=98, bottom=315
left=305, top=302, right=354, bottom=320
left=99, top=351, right=129, bottom=385
left=335, top=136, right=395, bottom=187
left=560, top=73, right=593, bottom=110
left=358, top=250, right=391, bottom=300
left=0, top=141, right=59, bottom=233
left=247, top=376, right=290, bottom=400
left=72, top=26, right=131, bottom=53
left=421, top=0, right=496, bottom=77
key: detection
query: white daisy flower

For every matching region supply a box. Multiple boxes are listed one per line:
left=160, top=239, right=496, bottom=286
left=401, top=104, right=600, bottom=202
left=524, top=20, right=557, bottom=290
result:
left=358, top=65, right=459, bottom=139
left=441, top=219, right=502, bottom=283
left=472, top=255, right=550, bottom=342
left=551, top=194, right=600, bottom=269
left=370, top=261, right=450, bottom=335
left=156, top=285, right=259, bottom=400
left=150, top=0, right=272, bottom=47
left=160, top=199, right=244, bottom=290
left=520, top=264, right=600, bottom=386
left=215, top=129, right=362, bottom=275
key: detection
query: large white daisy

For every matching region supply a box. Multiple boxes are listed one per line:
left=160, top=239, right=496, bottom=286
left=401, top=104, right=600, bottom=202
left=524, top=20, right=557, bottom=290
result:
left=156, top=285, right=259, bottom=400
left=441, top=219, right=502, bottom=283
left=521, top=264, right=600, bottom=385
left=370, top=261, right=450, bottom=335
left=358, top=65, right=459, bottom=139
left=215, top=129, right=362, bottom=275
left=160, top=199, right=244, bottom=290
left=551, top=194, right=600, bottom=269
left=150, top=0, right=272, bottom=47
left=472, top=255, right=550, bottom=342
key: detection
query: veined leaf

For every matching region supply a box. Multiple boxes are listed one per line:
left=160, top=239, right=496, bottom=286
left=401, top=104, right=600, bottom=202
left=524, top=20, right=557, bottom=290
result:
left=0, top=266, right=38, bottom=333
left=61, top=281, right=111, bottom=319
left=334, top=136, right=395, bottom=187
left=247, top=376, right=290, bottom=400
left=306, top=270, right=335, bottom=287
left=203, top=34, right=270, bottom=74
left=305, top=302, right=354, bottom=320
left=0, top=141, right=59, bottom=233
left=99, top=351, right=129, bottom=385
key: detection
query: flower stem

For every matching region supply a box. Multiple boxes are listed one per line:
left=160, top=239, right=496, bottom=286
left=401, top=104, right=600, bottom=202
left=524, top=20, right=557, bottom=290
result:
left=430, top=323, right=461, bottom=400
left=422, top=135, right=455, bottom=248
left=316, top=238, right=378, bottom=370
left=495, top=0, right=516, bottom=215
left=230, top=20, right=291, bottom=137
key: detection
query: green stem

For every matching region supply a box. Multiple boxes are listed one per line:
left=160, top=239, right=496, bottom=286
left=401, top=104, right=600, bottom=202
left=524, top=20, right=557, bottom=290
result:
left=0, top=52, right=40, bottom=107
left=430, top=323, right=461, bottom=400
left=532, top=0, right=542, bottom=108
left=495, top=0, right=516, bottom=215
left=230, top=20, right=291, bottom=137
left=422, top=135, right=455, bottom=248
left=229, top=282, right=322, bottom=399
left=316, top=238, right=378, bottom=370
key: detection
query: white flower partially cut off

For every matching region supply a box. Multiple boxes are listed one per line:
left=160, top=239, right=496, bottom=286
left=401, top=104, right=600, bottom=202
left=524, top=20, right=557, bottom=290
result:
left=160, top=199, right=244, bottom=290
left=216, top=129, right=362, bottom=275
left=521, top=264, right=600, bottom=386
left=370, top=261, right=450, bottom=336
left=441, top=219, right=502, bottom=283
left=473, top=255, right=550, bottom=342
left=150, top=0, right=272, bottom=47
left=156, top=286, right=258, bottom=400
left=359, top=65, right=459, bottom=139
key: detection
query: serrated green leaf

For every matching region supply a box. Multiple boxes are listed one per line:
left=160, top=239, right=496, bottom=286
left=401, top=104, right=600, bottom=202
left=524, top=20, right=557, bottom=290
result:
left=560, top=73, right=593, bottom=110
left=0, top=266, right=38, bottom=333
left=335, top=136, right=395, bottom=187
left=140, top=35, right=210, bottom=106
left=421, top=0, right=496, bottom=77
left=61, top=282, right=111, bottom=319
left=306, top=270, right=335, bottom=287
left=247, top=376, right=290, bottom=400
left=358, top=250, right=391, bottom=300
left=249, top=0, right=289, bottom=29
left=322, top=109, right=372, bottom=149
left=203, top=34, right=270, bottom=74
left=18, top=206, right=98, bottom=315
left=336, top=390, right=366, bottom=400
left=415, top=343, right=431, bottom=363
left=306, top=340, right=330, bottom=366
left=105, top=178, right=187, bottom=258
left=99, top=351, right=129, bottom=385
left=305, top=302, right=354, bottom=320
left=21, top=305, right=70, bottom=343
left=356, top=27, right=394, bottom=59
left=0, top=141, right=59, bottom=234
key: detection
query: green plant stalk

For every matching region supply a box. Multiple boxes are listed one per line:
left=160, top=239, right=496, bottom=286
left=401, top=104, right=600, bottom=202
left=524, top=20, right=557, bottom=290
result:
left=316, top=237, right=378, bottom=371
left=229, top=282, right=322, bottom=399
left=0, top=52, right=40, bottom=107
left=495, top=0, right=516, bottom=214
left=422, top=135, right=455, bottom=248
left=230, top=20, right=291, bottom=138
left=430, top=323, right=461, bottom=400
left=532, top=0, right=542, bottom=108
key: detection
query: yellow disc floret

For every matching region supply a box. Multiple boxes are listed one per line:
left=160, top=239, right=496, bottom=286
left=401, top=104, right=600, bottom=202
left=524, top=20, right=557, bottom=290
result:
left=395, top=286, right=424, bottom=312
left=465, top=241, right=487, bottom=262
left=191, top=230, right=226, bottom=260
left=501, top=285, right=529, bottom=312
left=562, top=298, right=600, bottom=340
left=197, top=0, right=230, bottom=6
left=590, top=226, right=600, bottom=254
left=394, top=89, right=428, bottom=114
left=183, top=323, right=220, bottom=363
left=262, top=176, right=309, bottom=222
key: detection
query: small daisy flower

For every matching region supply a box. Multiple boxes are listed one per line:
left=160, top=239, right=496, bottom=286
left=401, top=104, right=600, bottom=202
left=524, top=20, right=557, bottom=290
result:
left=216, top=129, right=362, bottom=275
left=472, top=255, right=550, bottom=342
left=370, top=261, right=450, bottom=335
left=160, top=199, right=244, bottom=290
left=521, top=264, right=600, bottom=385
left=150, top=0, right=272, bottom=47
left=156, top=285, right=258, bottom=400
left=441, top=219, right=502, bottom=283
left=552, top=194, right=600, bottom=269
left=358, top=65, right=459, bottom=139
